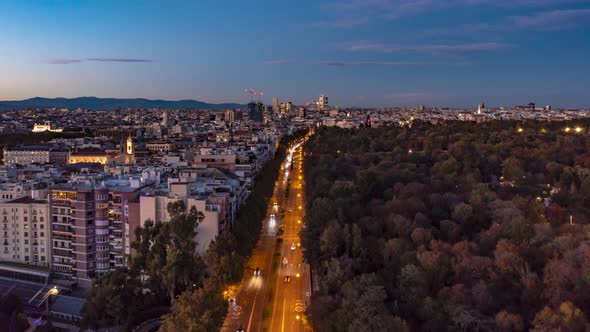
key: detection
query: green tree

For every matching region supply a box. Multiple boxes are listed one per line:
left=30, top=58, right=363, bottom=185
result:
left=81, top=268, right=144, bottom=329
left=160, top=278, right=228, bottom=332
left=452, top=202, right=473, bottom=224
left=502, top=157, right=525, bottom=182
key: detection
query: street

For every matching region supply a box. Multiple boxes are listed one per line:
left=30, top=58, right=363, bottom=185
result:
left=221, top=139, right=312, bottom=332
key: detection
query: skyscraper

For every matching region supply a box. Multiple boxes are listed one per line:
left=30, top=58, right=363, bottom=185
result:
left=318, top=94, right=328, bottom=110
left=248, top=102, right=264, bottom=122
left=272, top=97, right=279, bottom=113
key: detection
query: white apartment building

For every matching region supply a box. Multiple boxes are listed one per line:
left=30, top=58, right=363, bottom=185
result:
left=140, top=183, right=223, bottom=254
left=0, top=197, right=51, bottom=267
left=0, top=183, right=28, bottom=202
left=3, top=146, right=51, bottom=165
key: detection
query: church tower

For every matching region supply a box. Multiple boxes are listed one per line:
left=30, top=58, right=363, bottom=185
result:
left=124, top=136, right=135, bottom=164
left=126, top=136, right=134, bottom=155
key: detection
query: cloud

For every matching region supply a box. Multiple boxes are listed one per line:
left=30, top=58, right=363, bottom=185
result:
left=427, top=8, right=590, bottom=35
left=262, top=60, right=457, bottom=66
left=45, top=58, right=152, bottom=64
left=347, top=42, right=511, bottom=53
left=318, top=0, right=590, bottom=27
left=511, top=8, right=590, bottom=29
left=46, top=59, right=83, bottom=65
left=305, top=17, right=370, bottom=28
left=86, top=58, right=153, bottom=63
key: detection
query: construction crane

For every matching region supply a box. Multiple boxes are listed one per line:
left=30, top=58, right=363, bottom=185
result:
left=245, top=88, right=264, bottom=102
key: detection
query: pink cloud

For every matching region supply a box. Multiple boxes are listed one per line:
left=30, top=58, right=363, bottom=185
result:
left=262, top=60, right=463, bottom=66
left=348, top=42, right=512, bottom=53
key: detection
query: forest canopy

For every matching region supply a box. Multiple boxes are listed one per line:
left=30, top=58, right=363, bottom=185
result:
left=302, top=121, right=590, bottom=332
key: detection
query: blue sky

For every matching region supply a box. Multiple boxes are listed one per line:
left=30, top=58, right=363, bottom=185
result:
left=1, top=0, right=589, bottom=108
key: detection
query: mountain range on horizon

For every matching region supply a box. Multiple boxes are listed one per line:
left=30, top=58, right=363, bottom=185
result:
left=0, top=97, right=246, bottom=111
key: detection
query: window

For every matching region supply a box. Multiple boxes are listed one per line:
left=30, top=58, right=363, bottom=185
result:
left=40, top=232, right=44, bottom=237
left=24, top=232, right=28, bottom=237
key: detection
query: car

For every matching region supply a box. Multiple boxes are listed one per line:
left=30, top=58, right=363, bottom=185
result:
left=236, top=323, right=245, bottom=332
left=273, top=202, right=278, bottom=206
left=254, top=267, right=261, bottom=276
left=284, top=276, right=291, bottom=283
left=291, top=243, right=296, bottom=251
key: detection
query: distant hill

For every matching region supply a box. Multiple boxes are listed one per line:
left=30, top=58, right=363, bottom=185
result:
left=0, top=97, right=246, bottom=111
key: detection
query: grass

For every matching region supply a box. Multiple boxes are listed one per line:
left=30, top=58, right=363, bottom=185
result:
left=261, top=238, right=283, bottom=332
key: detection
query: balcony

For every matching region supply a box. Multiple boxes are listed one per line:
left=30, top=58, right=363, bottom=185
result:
left=53, top=248, right=72, bottom=258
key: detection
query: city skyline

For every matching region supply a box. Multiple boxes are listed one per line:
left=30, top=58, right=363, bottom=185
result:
left=1, top=0, right=590, bottom=108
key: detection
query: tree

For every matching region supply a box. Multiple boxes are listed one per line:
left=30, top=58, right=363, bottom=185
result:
left=452, top=203, right=473, bottom=224
left=81, top=268, right=145, bottom=329
left=532, top=301, right=588, bottom=332
left=320, top=220, right=342, bottom=259
left=157, top=203, right=205, bottom=302
left=0, top=294, right=30, bottom=332
left=495, top=310, right=524, bottom=331
left=502, top=157, right=524, bottom=182
left=160, top=278, right=227, bottom=332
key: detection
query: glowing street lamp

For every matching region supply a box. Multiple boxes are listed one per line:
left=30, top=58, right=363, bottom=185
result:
left=565, top=127, right=571, bottom=133
left=575, top=127, right=583, bottom=133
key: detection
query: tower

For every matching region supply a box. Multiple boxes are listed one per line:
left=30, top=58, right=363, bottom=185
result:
left=477, top=102, right=485, bottom=115
left=126, top=136, right=134, bottom=155
left=161, top=111, right=170, bottom=127
left=123, top=136, right=135, bottom=164
left=318, top=94, right=328, bottom=110
left=272, top=97, right=279, bottom=113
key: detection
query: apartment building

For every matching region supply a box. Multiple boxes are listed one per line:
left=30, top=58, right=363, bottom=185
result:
left=49, top=185, right=97, bottom=288
left=139, top=181, right=232, bottom=254
left=0, top=197, right=51, bottom=268
left=3, top=146, right=51, bottom=165
left=49, top=181, right=146, bottom=288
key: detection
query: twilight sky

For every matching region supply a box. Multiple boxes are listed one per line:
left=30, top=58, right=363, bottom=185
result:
left=1, top=0, right=589, bottom=108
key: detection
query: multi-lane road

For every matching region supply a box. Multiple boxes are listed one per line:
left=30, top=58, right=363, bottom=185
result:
left=221, top=139, right=312, bottom=332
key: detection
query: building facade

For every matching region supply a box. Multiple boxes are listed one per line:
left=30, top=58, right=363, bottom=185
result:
left=0, top=197, right=51, bottom=268
left=49, top=182, right=147, bottom=287
left=4, top=146, right=51, bottom=165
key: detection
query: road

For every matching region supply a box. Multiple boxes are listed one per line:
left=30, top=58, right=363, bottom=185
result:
left=221, top=139, right=312, bottom=332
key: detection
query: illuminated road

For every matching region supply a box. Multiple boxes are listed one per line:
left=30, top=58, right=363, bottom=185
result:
left=221, top=139, right=312, bottom=332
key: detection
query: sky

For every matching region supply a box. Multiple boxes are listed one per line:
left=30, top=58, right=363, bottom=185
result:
left=0, top=0, right=589, bottom=108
